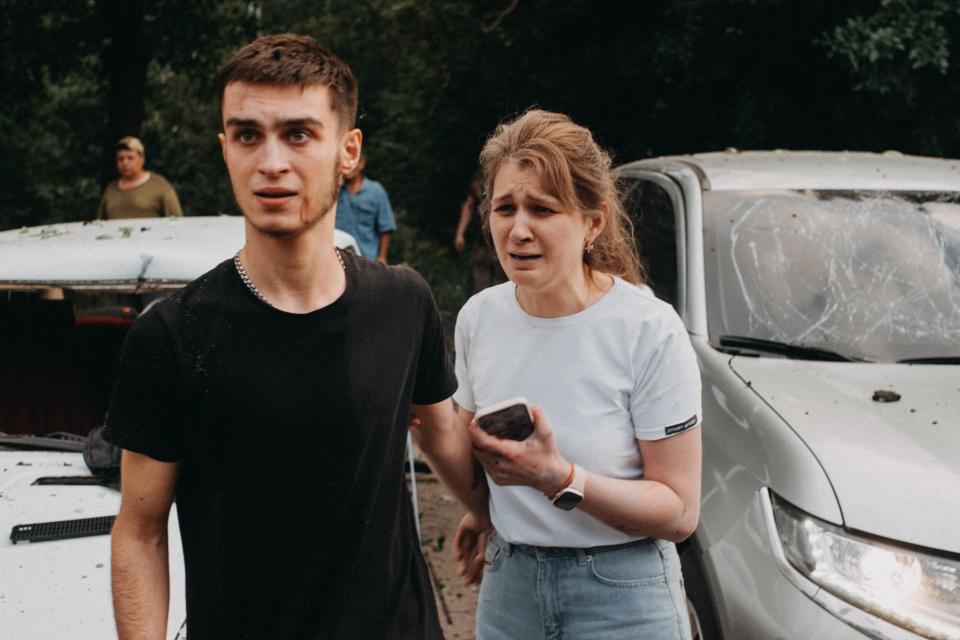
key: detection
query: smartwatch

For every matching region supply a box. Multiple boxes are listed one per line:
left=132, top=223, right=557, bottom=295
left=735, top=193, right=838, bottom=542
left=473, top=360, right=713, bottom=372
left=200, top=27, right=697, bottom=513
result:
left=550, top=464, right=586, bottom=511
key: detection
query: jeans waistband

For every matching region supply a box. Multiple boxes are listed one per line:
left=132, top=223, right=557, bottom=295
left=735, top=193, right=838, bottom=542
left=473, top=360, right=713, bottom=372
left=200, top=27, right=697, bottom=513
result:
left=498, top=535, right=656, bottom=559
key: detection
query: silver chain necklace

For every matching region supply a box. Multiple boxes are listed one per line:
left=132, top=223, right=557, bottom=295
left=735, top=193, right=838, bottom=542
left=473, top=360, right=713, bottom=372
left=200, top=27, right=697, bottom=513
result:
left=233, top=249, right=345, bottom=307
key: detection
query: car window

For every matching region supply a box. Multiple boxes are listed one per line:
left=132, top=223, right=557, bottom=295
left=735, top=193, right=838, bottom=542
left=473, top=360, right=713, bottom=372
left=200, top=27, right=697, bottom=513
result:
left=703, top=189, right=960, bottom=361
left=0, top=291, right=148, bottom=437
left=622, top=178, right=680, bottom=310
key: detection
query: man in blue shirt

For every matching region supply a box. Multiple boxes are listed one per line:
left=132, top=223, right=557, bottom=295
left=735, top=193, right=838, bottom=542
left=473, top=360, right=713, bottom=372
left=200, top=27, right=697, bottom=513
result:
left=335, top=153, right=396, bottom=263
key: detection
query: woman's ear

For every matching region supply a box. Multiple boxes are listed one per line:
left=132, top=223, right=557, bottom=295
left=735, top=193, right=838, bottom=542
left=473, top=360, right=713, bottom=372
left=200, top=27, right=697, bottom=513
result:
left=588, top=203, right=608, bottom=244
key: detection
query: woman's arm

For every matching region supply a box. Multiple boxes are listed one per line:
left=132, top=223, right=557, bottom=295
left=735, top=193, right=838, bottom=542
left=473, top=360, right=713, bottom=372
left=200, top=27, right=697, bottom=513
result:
left=578, top=430, right=701, bottom=542
left=469, top=405, right=701, bottom=543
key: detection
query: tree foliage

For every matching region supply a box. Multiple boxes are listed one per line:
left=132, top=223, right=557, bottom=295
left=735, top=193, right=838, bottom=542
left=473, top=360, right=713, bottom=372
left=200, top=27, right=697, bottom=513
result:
left=3, top=0, right=960, bottom=267
left=820, top=0, right=960, bottom=153
left=822, top=0, right=960, bottom=84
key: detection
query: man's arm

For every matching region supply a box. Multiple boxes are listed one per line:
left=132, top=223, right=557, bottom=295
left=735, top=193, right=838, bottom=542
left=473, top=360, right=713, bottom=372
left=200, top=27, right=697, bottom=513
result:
left=111, top=450, right=179, bottom=640
left=409, top=399, right=488, bottom=518
left=162, top=182, right=183, bottom=218
left=96, top=191, right=108, bottom=220
left=377, top=232, right=391, bottom=265
left=374, top=184, right=396, bottom=265
left=453, top=194, right=475, bottom=254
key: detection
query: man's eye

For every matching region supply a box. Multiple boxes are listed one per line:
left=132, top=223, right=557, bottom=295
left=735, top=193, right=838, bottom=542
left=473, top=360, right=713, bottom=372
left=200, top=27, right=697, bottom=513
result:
left=237, top=131, right=259, bottom=144
left=288, top=130, right=310, bottom=143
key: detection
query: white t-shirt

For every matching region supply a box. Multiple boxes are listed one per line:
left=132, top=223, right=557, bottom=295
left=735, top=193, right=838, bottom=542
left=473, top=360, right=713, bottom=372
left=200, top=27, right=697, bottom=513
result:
left=454, top=278, right=702, bottom=547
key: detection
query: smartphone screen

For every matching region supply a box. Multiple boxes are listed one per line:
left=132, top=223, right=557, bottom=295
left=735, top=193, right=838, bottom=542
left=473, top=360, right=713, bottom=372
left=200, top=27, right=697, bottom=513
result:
left=476, top=403, right=534, bottom=441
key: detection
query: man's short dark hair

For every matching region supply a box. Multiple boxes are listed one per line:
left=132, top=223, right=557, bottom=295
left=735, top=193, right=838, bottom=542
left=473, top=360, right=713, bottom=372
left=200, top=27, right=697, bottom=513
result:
left=217, top=33, right=358, bottom=131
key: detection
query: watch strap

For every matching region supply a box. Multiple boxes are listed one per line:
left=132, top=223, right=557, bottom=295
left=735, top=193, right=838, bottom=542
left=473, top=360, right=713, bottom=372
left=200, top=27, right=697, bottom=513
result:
left=550, top=464, right=586, bottom=509
left=546, top=463, right=576, bottom=500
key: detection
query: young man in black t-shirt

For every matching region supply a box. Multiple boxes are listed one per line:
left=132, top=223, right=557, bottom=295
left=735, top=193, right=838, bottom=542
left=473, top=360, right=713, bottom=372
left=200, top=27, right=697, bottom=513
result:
left=105, top=34, right=487, bottom=640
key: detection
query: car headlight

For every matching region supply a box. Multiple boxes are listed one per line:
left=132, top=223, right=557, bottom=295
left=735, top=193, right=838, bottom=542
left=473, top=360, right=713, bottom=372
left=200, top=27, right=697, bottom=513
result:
left=770, top=493, right=960, bottom=640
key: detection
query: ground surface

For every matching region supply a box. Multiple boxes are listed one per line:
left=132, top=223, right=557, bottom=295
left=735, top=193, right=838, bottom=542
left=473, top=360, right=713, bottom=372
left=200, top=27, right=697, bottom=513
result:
left=415, top=472, right=479, bottom=639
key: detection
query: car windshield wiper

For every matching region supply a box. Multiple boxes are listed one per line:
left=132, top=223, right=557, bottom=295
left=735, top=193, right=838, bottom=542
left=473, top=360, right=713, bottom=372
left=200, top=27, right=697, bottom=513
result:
left=897, top=356, right=960, bottom=364
left=717, top=335, right=859, bottom=362
left=0, top=433, right=86, bottom=452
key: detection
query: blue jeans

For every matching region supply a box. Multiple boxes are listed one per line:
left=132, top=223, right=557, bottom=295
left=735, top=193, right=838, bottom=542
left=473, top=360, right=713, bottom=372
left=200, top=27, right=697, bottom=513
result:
left=477, top=533, right=692, bottom=640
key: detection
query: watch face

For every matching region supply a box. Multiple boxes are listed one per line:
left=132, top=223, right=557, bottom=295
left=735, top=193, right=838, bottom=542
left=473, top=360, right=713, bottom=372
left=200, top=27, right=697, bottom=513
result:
left=553, top=490, right=583, bottom=511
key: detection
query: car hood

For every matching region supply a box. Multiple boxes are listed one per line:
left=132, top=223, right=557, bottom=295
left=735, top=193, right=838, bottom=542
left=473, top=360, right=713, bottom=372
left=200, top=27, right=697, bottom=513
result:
left=0, top=217, right=359, bottom=289
left=0, top=450, right=185, bottom=639
left=728, top=357, right=960, bottom=553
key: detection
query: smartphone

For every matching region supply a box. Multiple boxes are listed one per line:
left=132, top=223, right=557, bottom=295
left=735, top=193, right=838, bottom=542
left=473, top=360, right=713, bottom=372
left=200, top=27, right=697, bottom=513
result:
left=475, top=397, right=534, bottom=441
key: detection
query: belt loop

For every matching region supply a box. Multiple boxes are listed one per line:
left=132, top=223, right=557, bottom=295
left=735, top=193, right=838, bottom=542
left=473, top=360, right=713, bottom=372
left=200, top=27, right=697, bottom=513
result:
left=503, top=541, right=514, bottom=557
left=576, top=548, right=589, bottom=566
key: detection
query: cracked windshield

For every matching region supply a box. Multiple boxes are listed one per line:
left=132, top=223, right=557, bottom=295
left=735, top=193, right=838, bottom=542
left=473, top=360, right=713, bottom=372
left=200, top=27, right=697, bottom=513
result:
left=703, top=190, right=960, bottom=362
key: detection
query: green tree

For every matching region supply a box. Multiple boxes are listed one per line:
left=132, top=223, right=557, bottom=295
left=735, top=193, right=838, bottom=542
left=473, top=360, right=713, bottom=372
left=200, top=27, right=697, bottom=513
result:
left=0, top=0, right=255, bottom=230
left=822, top=0, right=960, bottom=93
left=820, top=0, right=960, bottom=155
left=5, top=0, right=960, bottom=307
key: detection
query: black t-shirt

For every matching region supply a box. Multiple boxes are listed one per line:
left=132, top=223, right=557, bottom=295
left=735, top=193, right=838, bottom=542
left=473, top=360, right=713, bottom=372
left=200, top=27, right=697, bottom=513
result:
left=104, top=251, right=456, bottom=639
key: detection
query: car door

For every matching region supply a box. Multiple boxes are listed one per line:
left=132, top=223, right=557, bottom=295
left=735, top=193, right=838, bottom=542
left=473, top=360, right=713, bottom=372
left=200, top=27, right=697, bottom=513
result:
left=621, top=170, right=735, bottom=638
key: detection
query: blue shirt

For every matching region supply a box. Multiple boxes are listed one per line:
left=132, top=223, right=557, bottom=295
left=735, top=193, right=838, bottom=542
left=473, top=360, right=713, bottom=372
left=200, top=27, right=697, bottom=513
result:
left=334, top=178, right=396, bottom=260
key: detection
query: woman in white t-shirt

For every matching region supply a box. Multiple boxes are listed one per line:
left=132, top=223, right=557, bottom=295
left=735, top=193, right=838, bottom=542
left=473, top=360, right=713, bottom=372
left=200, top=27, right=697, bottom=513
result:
left=453, top=109, right=702, bottom=639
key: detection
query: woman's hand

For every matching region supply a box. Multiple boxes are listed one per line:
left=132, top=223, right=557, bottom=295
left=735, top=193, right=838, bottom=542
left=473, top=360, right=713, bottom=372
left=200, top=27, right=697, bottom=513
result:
left=469, top=405, right=570, bottom=497
left=454, top=511, right=492, bottom=586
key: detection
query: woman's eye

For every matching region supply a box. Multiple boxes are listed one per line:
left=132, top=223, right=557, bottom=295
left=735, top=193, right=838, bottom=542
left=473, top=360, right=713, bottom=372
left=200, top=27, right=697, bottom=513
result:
left=533, top=205, right=555, bottom=215
left=493, top=204, right=515, bottom=214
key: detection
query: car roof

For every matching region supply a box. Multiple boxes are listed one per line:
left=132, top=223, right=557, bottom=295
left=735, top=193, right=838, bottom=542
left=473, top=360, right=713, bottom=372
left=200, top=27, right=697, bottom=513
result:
left=0, top=216, right=359, bottom=291
left=620, top=150, right=960, bottom=191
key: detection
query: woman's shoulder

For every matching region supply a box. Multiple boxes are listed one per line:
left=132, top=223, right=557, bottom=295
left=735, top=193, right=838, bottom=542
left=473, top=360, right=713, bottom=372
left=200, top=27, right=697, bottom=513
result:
left=596, top=278, right=687, bottom=349
left=608, top=277, right=677, bottom=318
left=462, top=281, right=514, bottom=312
left=456, top=281, right=516, bottom=335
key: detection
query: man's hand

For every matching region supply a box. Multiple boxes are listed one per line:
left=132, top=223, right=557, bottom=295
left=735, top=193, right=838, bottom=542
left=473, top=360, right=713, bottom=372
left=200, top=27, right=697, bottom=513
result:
left=454, top=511, right=493, bottom=586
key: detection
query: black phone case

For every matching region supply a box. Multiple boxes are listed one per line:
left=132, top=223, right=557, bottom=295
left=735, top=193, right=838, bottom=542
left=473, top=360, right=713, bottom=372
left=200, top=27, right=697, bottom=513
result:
left=477, top=404, right=534, bottom=440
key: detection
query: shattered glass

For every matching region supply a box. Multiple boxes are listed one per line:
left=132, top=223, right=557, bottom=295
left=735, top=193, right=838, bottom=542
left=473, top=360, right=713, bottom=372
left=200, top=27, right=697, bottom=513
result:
left=703, top=190, right=960, bottom=362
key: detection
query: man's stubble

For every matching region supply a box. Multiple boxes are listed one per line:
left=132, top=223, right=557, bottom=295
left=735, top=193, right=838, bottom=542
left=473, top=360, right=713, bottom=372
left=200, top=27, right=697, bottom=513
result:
left=241, top=156, right=344, bottom=240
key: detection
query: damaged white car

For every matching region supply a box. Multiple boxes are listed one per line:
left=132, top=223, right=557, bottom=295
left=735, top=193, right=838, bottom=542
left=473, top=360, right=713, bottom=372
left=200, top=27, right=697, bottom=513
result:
left=619, top=151, right=960, bottom=640
left=0, top=216, right=358, bottom=639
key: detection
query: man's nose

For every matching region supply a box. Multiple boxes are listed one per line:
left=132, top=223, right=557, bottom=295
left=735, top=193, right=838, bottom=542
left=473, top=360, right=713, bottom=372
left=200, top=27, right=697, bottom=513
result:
left=258, top=138, right=290, bottom=176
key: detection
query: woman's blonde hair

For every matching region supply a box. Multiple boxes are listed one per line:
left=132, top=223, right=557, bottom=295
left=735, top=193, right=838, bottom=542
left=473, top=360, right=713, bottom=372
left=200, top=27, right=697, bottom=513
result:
left=478, top=109, right=645, bottom=285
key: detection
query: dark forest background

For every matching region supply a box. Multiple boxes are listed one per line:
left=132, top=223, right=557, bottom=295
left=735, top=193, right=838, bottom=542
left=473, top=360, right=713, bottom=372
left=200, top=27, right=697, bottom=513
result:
left=2, top=0, right=959, bottom=306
